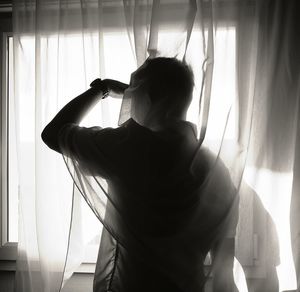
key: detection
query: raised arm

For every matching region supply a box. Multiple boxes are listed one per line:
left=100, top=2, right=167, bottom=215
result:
left=41, top=79, right=128, bottom=152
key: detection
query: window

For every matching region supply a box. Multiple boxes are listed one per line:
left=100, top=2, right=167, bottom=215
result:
left=7, top=23, right=292, bottom=288
left=3, top=28, right=239, bottom=265
left=7, top=25, right=269, bottom=277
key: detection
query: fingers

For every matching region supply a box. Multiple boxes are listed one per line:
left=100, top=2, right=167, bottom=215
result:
left=90, top=78, right=102, bottom=88
left=104, top=79, right=129, bottom=94
left=90, top=78, right=129, bottom=99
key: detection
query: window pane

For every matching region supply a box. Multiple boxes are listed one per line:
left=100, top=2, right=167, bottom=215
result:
left=8, top=36, right=19, bottom=242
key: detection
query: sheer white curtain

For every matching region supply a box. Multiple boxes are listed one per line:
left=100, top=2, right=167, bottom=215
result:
left=12, top=0, right=299, bottom=291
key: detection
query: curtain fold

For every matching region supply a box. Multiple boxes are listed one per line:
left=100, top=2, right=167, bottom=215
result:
left=12, top=0, right=299, bottom=291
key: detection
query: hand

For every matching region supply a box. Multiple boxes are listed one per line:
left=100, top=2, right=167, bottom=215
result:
left=90, top=78, right=129, bottom=99
left=103, top=79, right=129, bottom=98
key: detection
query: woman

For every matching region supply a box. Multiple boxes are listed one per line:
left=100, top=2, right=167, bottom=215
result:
left=42, top=57, right=238, bottom=292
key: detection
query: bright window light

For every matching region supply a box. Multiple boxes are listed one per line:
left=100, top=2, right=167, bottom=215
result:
left=8, top=36, right=19, bottom=242
left=243, top=167, right=297, bottom=291
left=7, top=29, right=237, bottom=262
left=6, top=25, right=297, bottom=292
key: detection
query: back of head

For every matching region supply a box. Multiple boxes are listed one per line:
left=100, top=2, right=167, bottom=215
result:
left=137, top=57, right=194, bottom=118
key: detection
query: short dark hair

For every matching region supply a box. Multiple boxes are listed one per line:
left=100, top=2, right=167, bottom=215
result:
left=137, top=57, right=194, bottom=116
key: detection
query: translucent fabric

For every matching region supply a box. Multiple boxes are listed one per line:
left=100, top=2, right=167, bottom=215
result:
left=58, top=118, right=239, bottom=291
left=12, top=0, right=300, bottom=291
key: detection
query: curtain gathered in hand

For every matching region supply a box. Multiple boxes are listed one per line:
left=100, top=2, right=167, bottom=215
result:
left=12, top=0, right=300, bottom=291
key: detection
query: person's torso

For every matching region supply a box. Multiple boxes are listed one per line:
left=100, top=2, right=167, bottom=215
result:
left=93, top=118, right=236, bottom=292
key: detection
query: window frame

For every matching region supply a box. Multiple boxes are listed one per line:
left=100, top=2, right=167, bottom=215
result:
left=0, top=31, right=17, bottom=264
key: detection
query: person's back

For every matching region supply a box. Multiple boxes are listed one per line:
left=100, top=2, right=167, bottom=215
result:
left=92, top=118, right=236, bottom=292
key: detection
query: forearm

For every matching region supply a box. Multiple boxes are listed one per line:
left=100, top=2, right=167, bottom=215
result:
left=41, top=86, right=105, bottom=151
left=211, top=238, right=237, bottom=292
left=212, top=265, right=236, bottom=292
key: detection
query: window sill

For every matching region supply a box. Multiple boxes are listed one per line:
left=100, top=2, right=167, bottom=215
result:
left=0, top=258, right=267, bottom=281
left=0, top=259, right=16, bottom=271
left=0, top=244, right=265, bottom=279
left=0, top=241, right=96, bottom=273
left=0, top=242, right=17, bottom=261
left=75, top=263, right=96, bottom=274
left=0, top=262, right=95, bottom=274
left=0, top=242, right=17, bottom=271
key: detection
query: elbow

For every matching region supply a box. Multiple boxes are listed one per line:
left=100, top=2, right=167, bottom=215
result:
left=41, top=125, right=52, bottom=146
left=41, top=127, right=48, bottom=144
left=41, top=125, right=60, bottom=152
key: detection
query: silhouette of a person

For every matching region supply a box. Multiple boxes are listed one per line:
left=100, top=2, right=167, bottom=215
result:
left=237, top=182, right=280, bottom=292
left=42, top=57, right=239, bottom=292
